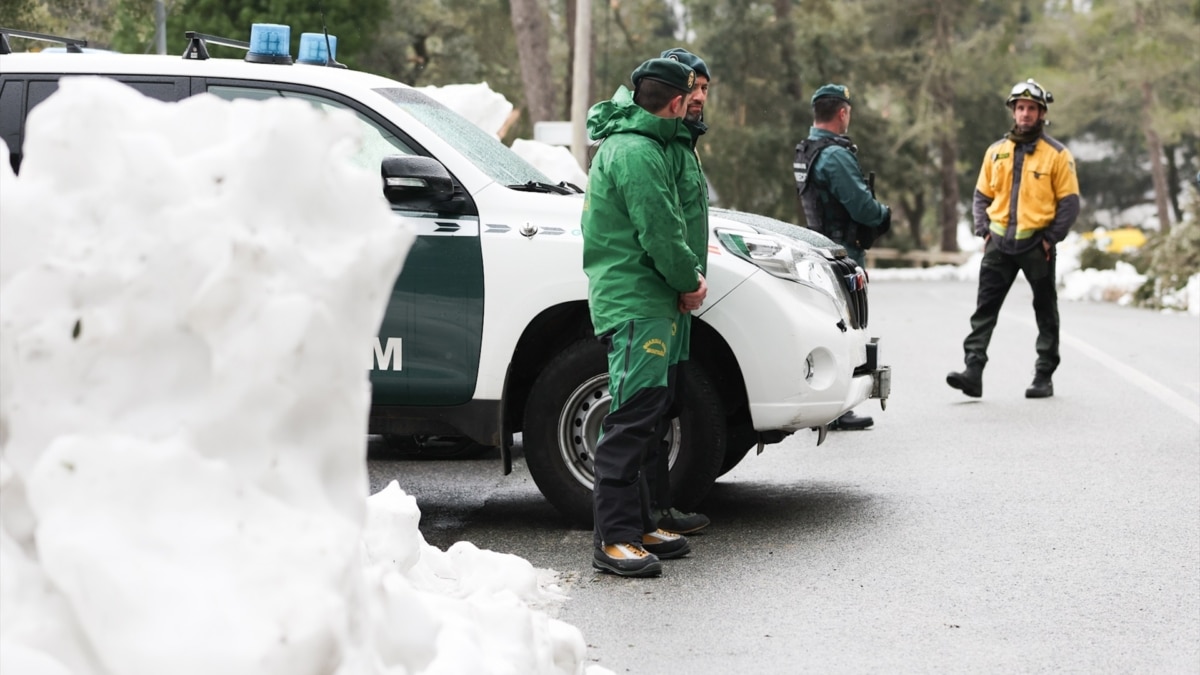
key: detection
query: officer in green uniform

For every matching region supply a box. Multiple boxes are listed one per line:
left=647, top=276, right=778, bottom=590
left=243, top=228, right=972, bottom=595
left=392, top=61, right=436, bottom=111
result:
left=794, top=83, right=890, bottom=430
left=643, top=47, right=713, bottom=535
left=583, top=57, right=703, bottom=577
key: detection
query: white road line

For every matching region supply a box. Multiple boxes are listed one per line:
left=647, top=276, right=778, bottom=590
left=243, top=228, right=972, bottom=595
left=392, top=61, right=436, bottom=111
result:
left=1011, top=315, right=1200, bottom=425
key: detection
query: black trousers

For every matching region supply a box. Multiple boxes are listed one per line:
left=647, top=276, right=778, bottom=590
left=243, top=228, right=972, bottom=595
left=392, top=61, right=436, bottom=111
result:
left=593, top=320, right=675, bottom=548
left=963, top=240, right=1061, bottom=375
left=642, top=363, right=680, bottom=512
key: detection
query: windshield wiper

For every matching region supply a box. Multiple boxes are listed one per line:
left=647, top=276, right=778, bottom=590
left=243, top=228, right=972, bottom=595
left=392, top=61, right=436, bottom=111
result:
left=507, top=180, right=582, bottom=195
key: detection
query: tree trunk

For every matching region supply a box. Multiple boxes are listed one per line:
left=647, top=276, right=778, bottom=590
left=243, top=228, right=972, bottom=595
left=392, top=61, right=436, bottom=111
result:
left=1134, top=7, right=1171, bottom=234
left=899, top=192, right=926, bottom=249
left=1164, top=143, right=1182, bottom=223
left=563, top=0, right=576, bottom=120
left=510, top=0, right=556, bottom=126
left=772, top=0, right=806, bottom=129
left=933, top=0, right=960, bottom=253
left=938, top=128, right=960, bottom=252
left=1142, top=81, right=1172, bottom=233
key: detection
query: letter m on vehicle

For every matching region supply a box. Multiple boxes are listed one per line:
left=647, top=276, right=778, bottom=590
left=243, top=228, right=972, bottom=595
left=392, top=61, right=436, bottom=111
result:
left=373, top=337, right=402, bottom=371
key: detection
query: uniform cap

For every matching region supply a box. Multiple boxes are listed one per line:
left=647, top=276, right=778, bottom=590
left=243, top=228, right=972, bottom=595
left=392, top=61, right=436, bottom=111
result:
left=811, top=83, right=851, bottom=106
left=660, top=48, right=711, bottom=80
left=631, top=57, right=696, bottom=94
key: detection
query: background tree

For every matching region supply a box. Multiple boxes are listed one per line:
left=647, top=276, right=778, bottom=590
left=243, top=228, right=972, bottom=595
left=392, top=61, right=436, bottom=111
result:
left=106, top=0, right=387, bottom=65
left=2, top=0, right=118, bottom=47
left=1029, top=0, right=1200, bottom=235
left=509, top=0, right=556, bottom=126
left=8, top=0, right=1198, bottom=246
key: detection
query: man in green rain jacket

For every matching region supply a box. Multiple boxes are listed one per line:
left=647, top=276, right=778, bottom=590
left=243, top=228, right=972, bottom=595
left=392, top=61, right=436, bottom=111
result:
left=643, top=47, right=713, bottom=536
left=583, top=57, right=704, bottom=578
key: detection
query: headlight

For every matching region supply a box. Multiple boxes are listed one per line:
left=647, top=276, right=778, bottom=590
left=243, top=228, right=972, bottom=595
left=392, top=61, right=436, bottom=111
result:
left=716, top=228, right=850, bottom=322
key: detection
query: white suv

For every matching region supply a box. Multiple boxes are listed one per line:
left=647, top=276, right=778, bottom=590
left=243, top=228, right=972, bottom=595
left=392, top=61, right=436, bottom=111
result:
left=0, top=26, right=889, bottom=525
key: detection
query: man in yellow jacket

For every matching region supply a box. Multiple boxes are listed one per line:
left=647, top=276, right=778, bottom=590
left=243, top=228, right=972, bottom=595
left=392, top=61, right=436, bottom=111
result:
left=947, top=79, right=1080, bottom=399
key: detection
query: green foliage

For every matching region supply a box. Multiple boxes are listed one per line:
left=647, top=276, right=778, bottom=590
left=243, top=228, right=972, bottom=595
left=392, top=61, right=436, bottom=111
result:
left=1128, top=188, right=1200, bottom=308
left=2, top=0, right=117, bottom=47
left=11, top=0, right=1199, bottom=253
left=1078, top=246, right=1120, bottom=271
left=105, top=0, right=388, bottom=64
left=1146, top=217, right=1200, bottom=291
left=0, top=0, right=42, bottom=30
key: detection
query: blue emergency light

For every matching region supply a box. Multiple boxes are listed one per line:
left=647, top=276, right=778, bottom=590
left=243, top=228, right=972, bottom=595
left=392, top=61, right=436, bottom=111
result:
left=298, top=33, right=336, bottom=65
left=245, top=23, right=292, bottom=64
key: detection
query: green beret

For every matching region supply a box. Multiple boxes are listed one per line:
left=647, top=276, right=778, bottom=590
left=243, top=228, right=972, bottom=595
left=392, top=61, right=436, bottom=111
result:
left=660, top=48, right=711, bottom=80
left=631, top=57, right=696, bottom=94
left=811, top=83, right=851, bottom=106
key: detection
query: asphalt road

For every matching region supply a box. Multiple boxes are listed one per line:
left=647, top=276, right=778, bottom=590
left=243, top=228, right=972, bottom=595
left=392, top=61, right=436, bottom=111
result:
left=368, top=279, right=1200, bottom=674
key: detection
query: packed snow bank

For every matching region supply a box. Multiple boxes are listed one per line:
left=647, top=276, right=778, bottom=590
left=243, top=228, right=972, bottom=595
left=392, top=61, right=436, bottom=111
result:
left=421, top=82, right=589, bottom=188
left=0, top=77, right=604, bottom=675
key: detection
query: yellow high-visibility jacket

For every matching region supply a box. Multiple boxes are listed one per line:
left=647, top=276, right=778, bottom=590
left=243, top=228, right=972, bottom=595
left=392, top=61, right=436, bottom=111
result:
left=973, top=133, right=1080, bottom=253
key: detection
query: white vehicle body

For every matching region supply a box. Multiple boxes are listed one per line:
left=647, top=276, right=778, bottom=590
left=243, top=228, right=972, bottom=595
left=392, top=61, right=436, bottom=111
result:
left=1, top=36, right=888, bottom=523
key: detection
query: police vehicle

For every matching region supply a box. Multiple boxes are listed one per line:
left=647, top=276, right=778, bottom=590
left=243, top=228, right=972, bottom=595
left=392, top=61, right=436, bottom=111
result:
left=0, top=25, right=889, bottom=525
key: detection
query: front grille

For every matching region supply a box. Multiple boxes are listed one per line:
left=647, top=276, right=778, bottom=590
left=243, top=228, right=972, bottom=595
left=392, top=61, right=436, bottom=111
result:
left=830, top=257, right=868, bottom=329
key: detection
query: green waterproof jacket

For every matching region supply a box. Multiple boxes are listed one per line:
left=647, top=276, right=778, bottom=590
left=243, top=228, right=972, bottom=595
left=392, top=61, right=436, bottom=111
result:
left=673, top=120, right=709, bottom=275
left=582, top=86, right=701, bottom=334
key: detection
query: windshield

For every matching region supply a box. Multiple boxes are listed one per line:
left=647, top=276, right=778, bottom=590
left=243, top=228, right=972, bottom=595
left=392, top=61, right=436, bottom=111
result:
left=374, top=87, right=552, bottom=187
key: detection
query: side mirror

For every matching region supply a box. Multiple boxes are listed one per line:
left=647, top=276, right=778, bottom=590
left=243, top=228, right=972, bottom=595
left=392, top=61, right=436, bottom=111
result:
left=380, top=155, right=455, bottom=211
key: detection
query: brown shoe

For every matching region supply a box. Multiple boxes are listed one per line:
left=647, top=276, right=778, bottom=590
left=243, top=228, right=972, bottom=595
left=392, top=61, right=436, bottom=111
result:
left=593, top=542, right=663, bottom=577
left=642, top=529, right=691, bottom=559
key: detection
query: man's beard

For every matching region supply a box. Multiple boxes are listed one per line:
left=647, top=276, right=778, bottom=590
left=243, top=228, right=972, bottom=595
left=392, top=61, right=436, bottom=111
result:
left=685, top=109, right=703, bottom=124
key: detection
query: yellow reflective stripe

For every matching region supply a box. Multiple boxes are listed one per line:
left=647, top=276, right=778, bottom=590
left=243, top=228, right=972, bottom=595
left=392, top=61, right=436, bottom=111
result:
left=989, top=222, right=1036, bottom=239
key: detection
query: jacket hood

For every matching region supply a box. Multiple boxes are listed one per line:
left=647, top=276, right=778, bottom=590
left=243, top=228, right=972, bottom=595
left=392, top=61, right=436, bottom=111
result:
left=587, top=86, right=683, bottom=146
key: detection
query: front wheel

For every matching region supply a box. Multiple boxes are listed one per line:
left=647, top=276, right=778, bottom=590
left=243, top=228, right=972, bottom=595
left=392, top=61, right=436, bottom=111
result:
left=523, top=338, right=726, bottom=527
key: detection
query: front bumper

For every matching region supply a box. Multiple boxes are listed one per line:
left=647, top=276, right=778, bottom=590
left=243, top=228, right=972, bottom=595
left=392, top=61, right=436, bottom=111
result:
left=856, top=338, right=891, bottom=408
left=701, top=269, right=886, bottom=431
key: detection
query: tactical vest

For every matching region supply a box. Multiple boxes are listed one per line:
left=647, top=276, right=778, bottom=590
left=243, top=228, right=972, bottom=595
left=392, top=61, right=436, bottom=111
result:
left=793, top=135, right=857, bottom=245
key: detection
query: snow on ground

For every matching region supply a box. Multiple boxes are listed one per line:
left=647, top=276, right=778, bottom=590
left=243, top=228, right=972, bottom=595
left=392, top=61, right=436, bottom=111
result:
left=864, top=224, right=1199, bottom=315
left=0, top=77, right=607, bottom=675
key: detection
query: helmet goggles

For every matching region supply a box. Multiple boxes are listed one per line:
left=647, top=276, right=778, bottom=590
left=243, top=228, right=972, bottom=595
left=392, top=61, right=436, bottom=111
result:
left=1006, top=79, right=1053, bottom=108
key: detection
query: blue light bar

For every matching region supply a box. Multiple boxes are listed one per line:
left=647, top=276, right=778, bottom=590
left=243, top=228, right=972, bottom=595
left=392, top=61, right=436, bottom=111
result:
left=298, top=33, right=337, bottom=65
left=246, top=23, right=292, bottom=65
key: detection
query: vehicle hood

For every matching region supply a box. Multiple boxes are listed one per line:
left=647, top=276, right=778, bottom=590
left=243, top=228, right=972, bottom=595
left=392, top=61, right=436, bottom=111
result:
left=708, top=207, right=843, bottom=257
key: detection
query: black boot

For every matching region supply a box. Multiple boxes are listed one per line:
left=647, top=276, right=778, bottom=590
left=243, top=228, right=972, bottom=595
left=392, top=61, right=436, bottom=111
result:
left=946, top=363, right=984, bottom=398
left=829, top=409, right=874, bottom=430
left=1025, top=372, right=1053, bottom=398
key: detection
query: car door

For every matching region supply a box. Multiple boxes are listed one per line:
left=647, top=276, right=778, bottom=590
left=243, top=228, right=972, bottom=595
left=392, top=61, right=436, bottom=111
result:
left=202, top=80, right=484, bottom=406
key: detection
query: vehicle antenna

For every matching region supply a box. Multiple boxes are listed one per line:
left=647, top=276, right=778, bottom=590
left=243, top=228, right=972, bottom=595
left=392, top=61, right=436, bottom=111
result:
left=319, top=4, right=346, bottom=68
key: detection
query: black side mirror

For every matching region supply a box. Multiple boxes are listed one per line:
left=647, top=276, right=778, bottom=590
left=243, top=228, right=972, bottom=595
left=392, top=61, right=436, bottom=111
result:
left=381, top=155, right=455, bottom=211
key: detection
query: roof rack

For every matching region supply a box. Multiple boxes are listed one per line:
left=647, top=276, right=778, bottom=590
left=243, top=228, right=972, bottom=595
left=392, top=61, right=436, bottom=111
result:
left=182, top=29, right=292, bottom=65
left=182, top=31, right=247, bottom=61
left=0, top=27, right=89, bottom=55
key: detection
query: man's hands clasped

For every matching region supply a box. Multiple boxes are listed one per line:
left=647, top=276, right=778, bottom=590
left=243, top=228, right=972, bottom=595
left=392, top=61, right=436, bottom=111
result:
left=679, top=274, right=707, bottom=313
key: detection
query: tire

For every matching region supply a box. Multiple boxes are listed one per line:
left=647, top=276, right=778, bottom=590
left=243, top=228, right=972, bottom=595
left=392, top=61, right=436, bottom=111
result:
left=718, top=423, right=757, bottom=477
left=523, top=338, right=726, bottom=527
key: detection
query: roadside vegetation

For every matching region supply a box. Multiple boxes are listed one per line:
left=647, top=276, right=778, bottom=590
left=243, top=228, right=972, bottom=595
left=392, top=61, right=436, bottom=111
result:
left=4, top=0, right=1197, bottom=310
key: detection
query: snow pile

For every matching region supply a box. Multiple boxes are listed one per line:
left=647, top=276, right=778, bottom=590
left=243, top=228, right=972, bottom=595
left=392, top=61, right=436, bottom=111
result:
left=1059, top=261, right=1147, bottom=305
left=417, top=82, right=513, bottom=140
left=0, top=77, right=600, bottom=675
left=869, top=230, right=1200, bottom=314
left=422, top=83, right=588, bottom=188
left=510, top=138, right=589, bottom=188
